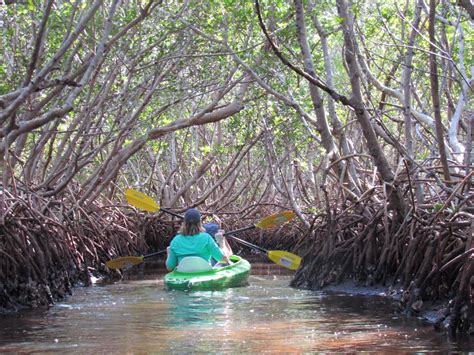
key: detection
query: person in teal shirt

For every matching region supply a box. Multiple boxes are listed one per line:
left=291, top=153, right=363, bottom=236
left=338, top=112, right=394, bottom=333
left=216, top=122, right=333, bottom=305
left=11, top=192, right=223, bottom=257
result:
left=166, top=208, right=229, bottom=271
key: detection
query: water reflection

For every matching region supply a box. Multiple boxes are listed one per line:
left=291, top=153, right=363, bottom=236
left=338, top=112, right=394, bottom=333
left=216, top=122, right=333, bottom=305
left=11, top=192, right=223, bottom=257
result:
left=166, top=290, right=234, bottom=326
left=0, top=270, right=472, bottom=353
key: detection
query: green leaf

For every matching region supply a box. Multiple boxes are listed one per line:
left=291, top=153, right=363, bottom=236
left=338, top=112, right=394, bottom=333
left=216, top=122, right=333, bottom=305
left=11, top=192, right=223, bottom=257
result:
left=200, top=145, right=212, bottom=154
left=27, top=0, right=35, bottom=11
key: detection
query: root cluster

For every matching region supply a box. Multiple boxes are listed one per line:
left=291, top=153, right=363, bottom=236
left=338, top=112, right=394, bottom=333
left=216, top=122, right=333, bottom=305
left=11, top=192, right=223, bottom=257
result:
left=291, top=173, right=473, bottom=334
left=0, top=189, right=146, bottom=312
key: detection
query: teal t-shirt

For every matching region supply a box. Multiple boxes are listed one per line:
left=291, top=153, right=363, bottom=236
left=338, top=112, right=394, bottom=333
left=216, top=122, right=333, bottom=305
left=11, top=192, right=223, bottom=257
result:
left=166, top=232, right=224, bottom=270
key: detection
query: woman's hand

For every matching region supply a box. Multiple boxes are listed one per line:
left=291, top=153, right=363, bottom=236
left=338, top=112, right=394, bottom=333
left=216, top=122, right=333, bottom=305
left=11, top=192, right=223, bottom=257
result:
left=215, top=230, right=224, bottom=247
left=215, top=256, right=232, bottom=267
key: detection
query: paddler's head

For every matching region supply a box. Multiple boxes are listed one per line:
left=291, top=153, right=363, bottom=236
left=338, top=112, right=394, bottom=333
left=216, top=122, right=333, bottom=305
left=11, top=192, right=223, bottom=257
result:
left=180, top=208, right=204, bottom=236
left=203, top=223, right=219, bottom=237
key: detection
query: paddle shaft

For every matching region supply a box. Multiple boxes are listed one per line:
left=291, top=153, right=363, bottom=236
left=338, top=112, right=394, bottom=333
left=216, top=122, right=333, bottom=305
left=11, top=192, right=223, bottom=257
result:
left=224, top=225, right=256, bottom=235
left=127, top=190, right=293, bottom=228
left=225, top=234, right=267, bottom=253
left=160, top=207, right=182, bottom=218
left=143, top=249, right=167, bottom=259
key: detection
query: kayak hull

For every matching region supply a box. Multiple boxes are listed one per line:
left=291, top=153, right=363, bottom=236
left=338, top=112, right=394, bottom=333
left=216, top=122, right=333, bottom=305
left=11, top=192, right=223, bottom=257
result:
left=164, top=255, right=251, bottom=291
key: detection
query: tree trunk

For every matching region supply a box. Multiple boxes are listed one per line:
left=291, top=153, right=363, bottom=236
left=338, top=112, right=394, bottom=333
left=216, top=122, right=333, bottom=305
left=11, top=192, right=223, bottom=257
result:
left=429, top=0, right=451, bottom=182
left=336, top=0, right=407, bottom=216
left=309, top=0, right=362, bottom=196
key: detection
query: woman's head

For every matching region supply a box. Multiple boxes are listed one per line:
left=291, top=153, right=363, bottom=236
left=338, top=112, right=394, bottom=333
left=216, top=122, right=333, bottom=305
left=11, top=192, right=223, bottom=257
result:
left=180, top=208, right=204, bottom=236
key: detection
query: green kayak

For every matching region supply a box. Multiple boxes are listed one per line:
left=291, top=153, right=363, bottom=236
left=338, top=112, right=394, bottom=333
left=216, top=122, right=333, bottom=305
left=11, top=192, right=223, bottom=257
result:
left=164, top=255, right=251, bottom=291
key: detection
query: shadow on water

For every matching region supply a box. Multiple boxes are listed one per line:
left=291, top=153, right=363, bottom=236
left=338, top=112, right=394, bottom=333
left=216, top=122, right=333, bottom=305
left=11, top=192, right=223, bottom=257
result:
left=0, top=261, right=472, bottom=353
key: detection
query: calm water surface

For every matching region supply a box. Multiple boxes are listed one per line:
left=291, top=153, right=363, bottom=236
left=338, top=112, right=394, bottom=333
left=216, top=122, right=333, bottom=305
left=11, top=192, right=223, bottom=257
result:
left=0, top=269, right=472, bottom=353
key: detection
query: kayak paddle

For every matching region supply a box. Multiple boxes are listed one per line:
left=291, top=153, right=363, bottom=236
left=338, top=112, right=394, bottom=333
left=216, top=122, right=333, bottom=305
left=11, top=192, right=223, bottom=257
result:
left=125, top=189, right=295, bottom=227
left=106, top=250, right=166, bottom=270
left=228, top=210, right=296, bottom=233
left=125, top=189, right=182, bottom=218
left=225, top=234, right=302, bottom=270
left=106, top=190, right=297, bottom=269
left=105, top=214, right=297, bottom=270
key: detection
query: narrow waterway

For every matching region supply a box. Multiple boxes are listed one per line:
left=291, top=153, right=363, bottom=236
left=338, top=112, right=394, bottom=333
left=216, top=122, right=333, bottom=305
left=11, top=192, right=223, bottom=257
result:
left=0, top=264, right=471, bottom=353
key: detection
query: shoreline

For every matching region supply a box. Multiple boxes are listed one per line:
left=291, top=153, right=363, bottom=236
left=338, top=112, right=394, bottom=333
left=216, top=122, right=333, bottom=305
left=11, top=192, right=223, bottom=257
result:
left=319, top=280, right=448, bottom=326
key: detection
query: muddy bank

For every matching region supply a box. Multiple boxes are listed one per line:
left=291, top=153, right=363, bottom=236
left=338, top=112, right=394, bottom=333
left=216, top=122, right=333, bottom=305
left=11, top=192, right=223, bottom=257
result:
left=291, top=174, right=473, bottom=335
left=319, top=280, right=448, bottom=326
left=292, top=214, right=473, bottom=335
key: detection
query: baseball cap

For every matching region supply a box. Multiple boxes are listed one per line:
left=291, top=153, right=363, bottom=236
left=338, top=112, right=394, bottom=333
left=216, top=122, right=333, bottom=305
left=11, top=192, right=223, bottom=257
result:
left=203, top=223, right=219, bottom=237
left=184, top=208, right=201, bottom=223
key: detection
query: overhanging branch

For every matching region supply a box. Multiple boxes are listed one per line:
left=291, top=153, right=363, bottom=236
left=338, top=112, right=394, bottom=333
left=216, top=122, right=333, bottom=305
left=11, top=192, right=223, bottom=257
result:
left=254, top=0, right=354, bottom=109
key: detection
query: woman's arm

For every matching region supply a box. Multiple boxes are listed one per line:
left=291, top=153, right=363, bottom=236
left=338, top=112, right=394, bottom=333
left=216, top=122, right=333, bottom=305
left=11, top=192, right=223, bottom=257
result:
left=165, top=246, right=177, bottom=271
left=207, top=235, right=229, bottom=264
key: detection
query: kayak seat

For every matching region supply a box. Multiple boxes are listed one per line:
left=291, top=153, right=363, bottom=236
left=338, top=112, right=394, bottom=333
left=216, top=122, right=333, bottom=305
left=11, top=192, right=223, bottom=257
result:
left=176, top=256, right=213, bottom=273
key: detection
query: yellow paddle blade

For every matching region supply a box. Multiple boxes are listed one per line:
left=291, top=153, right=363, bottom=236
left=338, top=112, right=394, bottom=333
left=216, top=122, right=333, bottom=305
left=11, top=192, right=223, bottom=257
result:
left=255, top=211, right=295, bottom=229
left=125, top=189, right=160, bottom=212
left=267, top=250, right=301, bottom=270
left=106, top=256, right=145, bottom=269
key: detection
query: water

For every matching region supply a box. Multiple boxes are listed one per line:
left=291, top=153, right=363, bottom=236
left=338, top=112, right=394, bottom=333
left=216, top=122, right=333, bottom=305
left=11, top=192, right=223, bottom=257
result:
left=0, top=271, right=472, bottom=353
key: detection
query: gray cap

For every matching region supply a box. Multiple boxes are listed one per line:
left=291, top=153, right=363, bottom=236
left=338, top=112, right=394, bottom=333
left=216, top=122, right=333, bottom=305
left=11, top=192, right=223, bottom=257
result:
left=184, top=208, right=201, bottom=223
